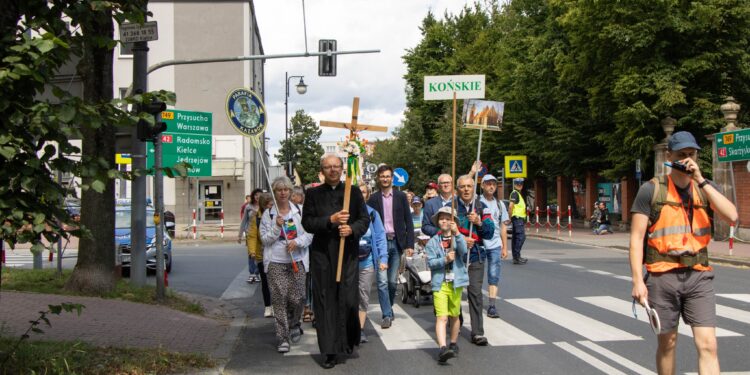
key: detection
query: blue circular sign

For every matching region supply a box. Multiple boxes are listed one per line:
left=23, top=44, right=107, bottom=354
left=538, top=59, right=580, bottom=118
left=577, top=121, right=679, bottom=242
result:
left=393, top=167, right=409, bottom=187
left=226, top=88, right=267, bottom=138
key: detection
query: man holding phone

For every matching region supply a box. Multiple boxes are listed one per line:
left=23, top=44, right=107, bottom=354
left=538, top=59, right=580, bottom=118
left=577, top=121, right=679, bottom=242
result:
left=629, top=131, right=738, bottom=375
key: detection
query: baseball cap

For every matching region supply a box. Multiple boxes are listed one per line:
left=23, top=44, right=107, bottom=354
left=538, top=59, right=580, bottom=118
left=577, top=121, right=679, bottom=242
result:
left=513, top=178, right=524, bottom=184
left=426, top=181, right=438, bottom=190
left=411, top=196, right=422, bottom=205
left=668, top=131, right=701, bottom=151
left=481, top=174, right=498, bottom=183
left=431, top=206, right=459, bottom=227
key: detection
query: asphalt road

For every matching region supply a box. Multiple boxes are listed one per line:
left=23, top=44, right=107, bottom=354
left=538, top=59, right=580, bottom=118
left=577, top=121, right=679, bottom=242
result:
left=161, top=238, right=750, bottom=375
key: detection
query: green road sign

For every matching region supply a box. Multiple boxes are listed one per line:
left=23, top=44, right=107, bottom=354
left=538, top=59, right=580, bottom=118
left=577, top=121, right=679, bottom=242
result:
left=716, top=128, right=750, bottom=162
left=147, top=109, right=212, bottom=176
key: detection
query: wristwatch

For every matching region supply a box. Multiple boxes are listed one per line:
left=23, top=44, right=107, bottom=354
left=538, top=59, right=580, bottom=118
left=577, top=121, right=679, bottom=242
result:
left=698, top=180, right=709, bottom=189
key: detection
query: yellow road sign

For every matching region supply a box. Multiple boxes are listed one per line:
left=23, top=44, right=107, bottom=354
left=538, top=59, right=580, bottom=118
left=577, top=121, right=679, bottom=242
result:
left=504, top=155, right=527, bottom=178
left=116, top=153, right=132, bottom=165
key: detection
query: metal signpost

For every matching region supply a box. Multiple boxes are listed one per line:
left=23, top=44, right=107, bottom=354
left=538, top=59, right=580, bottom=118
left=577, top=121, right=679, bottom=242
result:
left=147, top=109, right=213, bottom=176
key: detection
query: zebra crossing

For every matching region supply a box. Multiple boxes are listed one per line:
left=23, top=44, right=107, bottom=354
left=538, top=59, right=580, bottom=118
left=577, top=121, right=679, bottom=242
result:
left=269, top=255, right=750, bottom=374
left=1, top=249, right=77, bottom=268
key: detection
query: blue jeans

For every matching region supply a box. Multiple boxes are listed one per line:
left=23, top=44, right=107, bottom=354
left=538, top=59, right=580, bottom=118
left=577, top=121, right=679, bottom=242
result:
left=376, top=239, right=400, bottom=319
left=511, top=217, right=526, bottom=259
left=594, top=224, right=612, bottom=234
left=248, top=255, right=259, bottom=275
left=485, top=247, right=502, bottom=285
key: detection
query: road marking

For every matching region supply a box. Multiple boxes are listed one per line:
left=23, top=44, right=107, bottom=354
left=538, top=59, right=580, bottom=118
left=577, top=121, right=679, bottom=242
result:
left=577, top=340, right=656, bottom=375
left=611, top=275, right=631, bottom=281
left=507, top=298, right=641, bottom=342
left=536, top=258, right=555, bottom=263
left=716, top=304, right=750, bottom=326
left=220, top=266, right=255, bottom=300
left=561, top=263, right=584, bottom=269
left=587, top=270, right=614, bottom=276
left=460, top=301, right=544, bottom=346
left=718, top=294, right=750, bottom=304
left=553, top=341, right=627, bottom=375
left=576, top=296, right=742, bottom=338
left=284, top=326, right=319, bottom=356
left=367, top=303, right=435, bottom=350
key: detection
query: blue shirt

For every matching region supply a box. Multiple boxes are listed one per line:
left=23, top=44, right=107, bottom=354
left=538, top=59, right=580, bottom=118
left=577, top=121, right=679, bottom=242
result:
left=360, top=206, right=388, bottom=268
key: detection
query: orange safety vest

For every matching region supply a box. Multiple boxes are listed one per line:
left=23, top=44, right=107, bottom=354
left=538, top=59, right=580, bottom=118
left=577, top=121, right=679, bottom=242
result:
left=645, top=175, right=712, bottom=273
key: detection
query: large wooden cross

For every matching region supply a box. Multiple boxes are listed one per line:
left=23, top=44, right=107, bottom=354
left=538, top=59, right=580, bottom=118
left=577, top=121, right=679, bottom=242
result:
left=320, top=97, right=388, bottom=282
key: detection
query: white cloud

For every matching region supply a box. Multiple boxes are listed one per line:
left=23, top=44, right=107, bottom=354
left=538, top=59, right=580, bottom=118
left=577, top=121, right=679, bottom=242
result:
left=254, top=0, right=476, bottom=151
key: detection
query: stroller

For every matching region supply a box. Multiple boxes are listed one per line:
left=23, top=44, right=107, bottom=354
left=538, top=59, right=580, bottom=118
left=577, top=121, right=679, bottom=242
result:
left=400, top=245, right=432, bottom=308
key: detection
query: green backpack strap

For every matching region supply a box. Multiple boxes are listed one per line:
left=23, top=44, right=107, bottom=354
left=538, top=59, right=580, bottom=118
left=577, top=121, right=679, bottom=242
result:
left=648, top=176, right=668, bottom=226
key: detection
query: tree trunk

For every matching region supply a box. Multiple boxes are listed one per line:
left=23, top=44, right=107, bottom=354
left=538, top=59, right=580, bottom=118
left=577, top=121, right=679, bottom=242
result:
left=65, top=8, right=117, bottom=294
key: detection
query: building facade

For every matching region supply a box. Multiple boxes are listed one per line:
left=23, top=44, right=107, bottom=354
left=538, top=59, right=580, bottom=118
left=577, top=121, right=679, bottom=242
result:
left=113, top=1, right=267, bottom=228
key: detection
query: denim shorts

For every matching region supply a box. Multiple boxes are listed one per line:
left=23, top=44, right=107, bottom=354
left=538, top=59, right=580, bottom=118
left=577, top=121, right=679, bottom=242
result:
left=485, top=247, right=502, bottom=285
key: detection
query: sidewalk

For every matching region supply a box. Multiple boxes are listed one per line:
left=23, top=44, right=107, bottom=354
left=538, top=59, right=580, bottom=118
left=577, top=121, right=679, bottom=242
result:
left=525, top=224, right=750, bottom=266
left=0, top=290, right=244, bottom=361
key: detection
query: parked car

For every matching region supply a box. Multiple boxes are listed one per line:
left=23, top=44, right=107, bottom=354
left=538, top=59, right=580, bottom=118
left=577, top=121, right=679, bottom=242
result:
left=115, top=202, right=172, bottom=276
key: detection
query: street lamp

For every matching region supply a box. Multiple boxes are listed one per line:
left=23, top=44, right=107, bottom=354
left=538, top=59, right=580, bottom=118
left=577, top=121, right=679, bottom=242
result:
left=285, top=72, right=307, bottom=179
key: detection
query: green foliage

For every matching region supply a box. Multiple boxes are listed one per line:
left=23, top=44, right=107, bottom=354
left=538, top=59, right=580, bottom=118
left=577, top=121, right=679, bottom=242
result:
left=276, top=110, right=325, bottom=185
left=374, top=0, right=750, bottom=191
left=1, top=1, right=174, bottom=260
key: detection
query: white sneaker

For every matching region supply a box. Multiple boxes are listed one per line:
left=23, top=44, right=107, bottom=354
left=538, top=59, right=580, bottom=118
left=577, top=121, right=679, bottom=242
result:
left=264, top=306, right=274, bottom=318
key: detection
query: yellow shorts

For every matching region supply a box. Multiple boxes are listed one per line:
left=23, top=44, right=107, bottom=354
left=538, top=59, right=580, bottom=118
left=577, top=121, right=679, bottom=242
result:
left=433, top=282, right=463, bottom=317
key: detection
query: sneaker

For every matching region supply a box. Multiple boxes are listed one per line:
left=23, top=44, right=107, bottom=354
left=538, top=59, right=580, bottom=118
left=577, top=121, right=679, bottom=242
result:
left=264, top=306, right=274, bottom=318
left=290, top=326, right=304, bottom=344
left=437, top=346, right=455, bottom=364
left=277, top=341, right=290, bottom=353
left=360, top=331, right=368, bottom=343
left=247, top=276, right=254, bottom=283
left=381, top=316, right=392, bottom=329
left=471, top=335, right=488, bottom=346
left=487, top=305, right=499, bottom=318
left=449, top=342, right=459, bottom=357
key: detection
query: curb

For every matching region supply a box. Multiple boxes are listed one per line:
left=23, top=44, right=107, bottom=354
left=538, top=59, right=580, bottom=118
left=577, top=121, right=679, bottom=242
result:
left=527, top=233, right=750, bottom=267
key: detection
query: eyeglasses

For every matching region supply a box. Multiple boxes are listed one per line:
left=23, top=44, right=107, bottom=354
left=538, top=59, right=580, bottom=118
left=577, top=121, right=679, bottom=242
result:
left=322, top=165, right=342, bottom=170
left=379, top=175, right=393, bottom=179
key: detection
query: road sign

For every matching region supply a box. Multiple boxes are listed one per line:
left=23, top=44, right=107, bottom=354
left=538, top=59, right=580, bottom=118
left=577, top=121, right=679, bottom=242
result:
left=366, top=163, right=377, bottom=174
left=504, top=155, right=527, bottom=178
left=635, top=159, right=641, bottom=173
left=116, top=153, right=132, bottom=165
left=716, top=128, right=750, bottom=162
left=147, top=109, right=212, bottom=176
left=119, top=21, right=158, bottom=43
left=393, top=168, right=409, bottom=187
left=424, top=75, right=485, bottom=101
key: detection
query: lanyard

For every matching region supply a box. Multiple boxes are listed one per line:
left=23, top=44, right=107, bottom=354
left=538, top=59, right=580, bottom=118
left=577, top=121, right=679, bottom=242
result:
left=677, top=182, right=694, bottom=246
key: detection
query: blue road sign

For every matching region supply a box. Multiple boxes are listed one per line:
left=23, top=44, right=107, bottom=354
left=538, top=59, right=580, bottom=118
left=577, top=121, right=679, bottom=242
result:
left=393, top=168, right=409, bottom=187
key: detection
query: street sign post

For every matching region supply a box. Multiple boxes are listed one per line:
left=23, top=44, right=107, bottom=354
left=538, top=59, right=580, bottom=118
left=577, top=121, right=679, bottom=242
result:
left=119, top=21, right=158, bottom=43
left=716, top=128, right=750, bottom=162
left=393, top=168, right=409, bottom=187
left=147, top=109, right=212, bottom=176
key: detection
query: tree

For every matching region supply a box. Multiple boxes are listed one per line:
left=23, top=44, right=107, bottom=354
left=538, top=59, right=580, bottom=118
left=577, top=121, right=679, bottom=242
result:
left=276, top=110, right=324, bottom=185
left=1, top=0, right=175, bottom=294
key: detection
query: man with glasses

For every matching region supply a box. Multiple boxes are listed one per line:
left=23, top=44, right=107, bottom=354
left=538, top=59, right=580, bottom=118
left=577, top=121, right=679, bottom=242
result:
left=367, top=164, right=414, bottom=329
left=454, top=174, right=494, bottom=346
left=422, top=175, right=457, bottom=237
left=302, top=154, right=371, bottom=369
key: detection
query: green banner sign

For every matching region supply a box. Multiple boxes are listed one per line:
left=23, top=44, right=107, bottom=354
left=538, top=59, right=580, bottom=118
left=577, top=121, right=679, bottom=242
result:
left=716, top=128, right=750, bottom=162
left=147, top=109, right=212, bottom=176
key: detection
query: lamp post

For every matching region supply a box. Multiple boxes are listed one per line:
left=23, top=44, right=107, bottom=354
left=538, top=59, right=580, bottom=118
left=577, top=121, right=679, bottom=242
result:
left=285, top=72, right=308, bottom=179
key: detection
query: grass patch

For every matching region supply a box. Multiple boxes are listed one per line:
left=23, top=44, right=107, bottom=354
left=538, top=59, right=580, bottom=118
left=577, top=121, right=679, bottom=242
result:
left=0, top=337, right=216, bottom=375
left=0, top=269, right=204, bottom=315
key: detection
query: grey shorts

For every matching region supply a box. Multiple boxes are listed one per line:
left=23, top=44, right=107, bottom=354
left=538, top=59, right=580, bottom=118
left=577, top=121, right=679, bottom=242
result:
left=647, top=268, right=716, bottom=333
left=358, top=266, right=375, bottom=312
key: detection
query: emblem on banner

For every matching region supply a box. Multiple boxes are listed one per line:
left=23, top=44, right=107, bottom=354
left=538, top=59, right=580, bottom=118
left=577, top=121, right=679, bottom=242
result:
left=226, top=88, right=267, bottom=138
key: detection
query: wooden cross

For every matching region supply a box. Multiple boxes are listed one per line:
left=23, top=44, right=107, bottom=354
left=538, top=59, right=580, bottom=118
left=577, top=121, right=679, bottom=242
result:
left=320, top=97, right=388, bottom=282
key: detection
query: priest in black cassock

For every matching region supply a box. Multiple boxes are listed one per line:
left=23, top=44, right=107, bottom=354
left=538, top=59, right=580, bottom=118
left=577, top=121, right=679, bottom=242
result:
left=302, top=154, right=370, bottom=369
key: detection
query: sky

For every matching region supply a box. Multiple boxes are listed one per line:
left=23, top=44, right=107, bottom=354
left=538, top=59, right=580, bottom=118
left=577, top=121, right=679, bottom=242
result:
left=253, top=0, right=477, bottom=165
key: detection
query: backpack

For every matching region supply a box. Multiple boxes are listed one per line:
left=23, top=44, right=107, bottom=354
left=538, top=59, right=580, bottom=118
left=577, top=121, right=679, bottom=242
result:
left=358, top=211, right=377, bottom=261
left=642, top=175, right=710, bottom=263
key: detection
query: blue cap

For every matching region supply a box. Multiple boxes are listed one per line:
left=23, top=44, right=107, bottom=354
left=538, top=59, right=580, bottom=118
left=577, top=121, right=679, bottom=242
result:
left=668, top=131, right=700, bottom=151
left=513, top=178, right=524, bottom=184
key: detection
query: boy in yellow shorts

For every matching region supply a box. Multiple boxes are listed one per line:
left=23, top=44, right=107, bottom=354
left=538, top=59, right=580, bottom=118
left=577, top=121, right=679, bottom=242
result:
left=426, top=206, right=469, bottom=364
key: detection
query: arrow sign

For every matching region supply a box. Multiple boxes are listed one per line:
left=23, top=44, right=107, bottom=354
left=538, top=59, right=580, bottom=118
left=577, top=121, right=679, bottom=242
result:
left=393, top=167, right=409, bottom=187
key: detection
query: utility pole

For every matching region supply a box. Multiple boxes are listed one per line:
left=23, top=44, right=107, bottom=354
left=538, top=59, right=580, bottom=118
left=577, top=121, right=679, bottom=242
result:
left=130, top=33, right=149, bottom=287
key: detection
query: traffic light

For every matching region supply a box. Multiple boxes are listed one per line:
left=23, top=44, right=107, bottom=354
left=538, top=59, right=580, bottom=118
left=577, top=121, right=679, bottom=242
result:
left=318, top=39, right=337, bottom=77
left=136, top=100, right=167, bottom=141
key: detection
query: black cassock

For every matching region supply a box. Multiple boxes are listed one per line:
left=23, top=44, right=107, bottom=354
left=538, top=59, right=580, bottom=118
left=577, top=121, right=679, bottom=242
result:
left=302, top=182, right=370, bottom=356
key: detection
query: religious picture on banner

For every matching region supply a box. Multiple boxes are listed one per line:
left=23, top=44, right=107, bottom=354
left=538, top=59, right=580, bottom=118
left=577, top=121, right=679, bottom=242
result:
left=226, top=88, right=267, bottom=138
left=462, top=99, right=504, bottom=131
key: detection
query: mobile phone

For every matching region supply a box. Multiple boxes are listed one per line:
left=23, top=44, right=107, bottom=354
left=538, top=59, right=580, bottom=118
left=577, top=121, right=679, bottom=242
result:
left=664, top=161, right=691, bottom=174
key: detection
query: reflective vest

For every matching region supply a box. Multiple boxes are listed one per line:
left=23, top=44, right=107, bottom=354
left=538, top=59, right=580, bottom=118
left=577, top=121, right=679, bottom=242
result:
left=645, top=175, right=711, bottom=273
left=511, top=189, right=526, bottom=218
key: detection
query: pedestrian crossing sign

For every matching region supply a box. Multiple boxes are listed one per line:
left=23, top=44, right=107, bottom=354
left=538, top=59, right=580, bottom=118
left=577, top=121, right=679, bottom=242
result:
left=504, top=155, right=527, bottom=178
